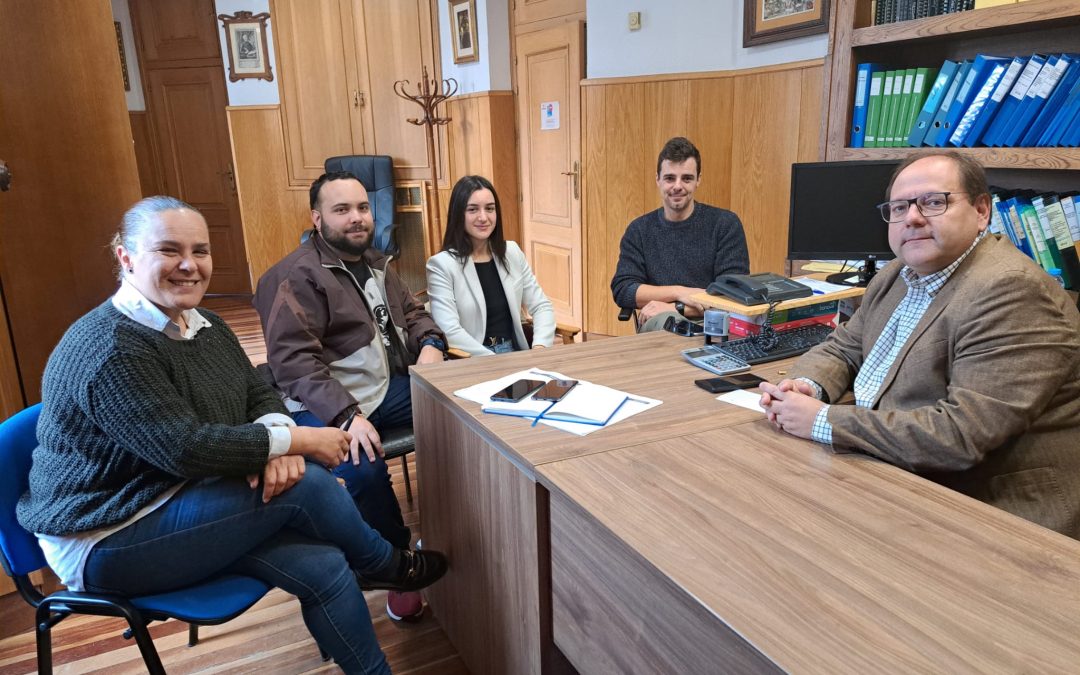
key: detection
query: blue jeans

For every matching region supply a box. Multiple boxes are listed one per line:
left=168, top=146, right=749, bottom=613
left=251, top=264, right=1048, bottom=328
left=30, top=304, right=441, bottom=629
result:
left=292, top=374, right=413, bottom=550
left=84, top=464, right=393, bottom=675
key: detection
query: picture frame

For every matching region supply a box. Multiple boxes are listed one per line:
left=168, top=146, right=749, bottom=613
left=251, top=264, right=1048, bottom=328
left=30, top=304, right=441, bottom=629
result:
left=218, top=10, right=273, bottom=82
left=449, top=0, right=479, bottom=64
left=743, top=0, right=830, bottom=48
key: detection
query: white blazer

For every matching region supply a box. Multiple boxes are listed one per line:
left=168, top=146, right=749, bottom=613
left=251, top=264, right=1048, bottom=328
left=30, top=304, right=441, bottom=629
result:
left=426, top=241, right=555, bottom=356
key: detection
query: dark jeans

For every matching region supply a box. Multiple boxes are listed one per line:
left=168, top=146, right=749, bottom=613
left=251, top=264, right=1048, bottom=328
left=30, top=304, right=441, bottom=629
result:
left=292, top=374, right=413, bottom=550
left=84, top=464, right=393, bottom=674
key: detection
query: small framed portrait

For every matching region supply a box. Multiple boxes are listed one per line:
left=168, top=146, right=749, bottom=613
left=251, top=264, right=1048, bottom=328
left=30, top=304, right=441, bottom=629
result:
left=743, top=0, right=830, bottom=48
left=218, top=11, right=273, bottom=82
left=449, top=0, right=479, bottom=64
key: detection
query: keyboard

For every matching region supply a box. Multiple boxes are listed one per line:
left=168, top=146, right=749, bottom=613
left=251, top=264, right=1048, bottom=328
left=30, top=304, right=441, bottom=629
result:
left=682, top=345, right=752, bottom=376
left=718, top=323, right=833, bottom=365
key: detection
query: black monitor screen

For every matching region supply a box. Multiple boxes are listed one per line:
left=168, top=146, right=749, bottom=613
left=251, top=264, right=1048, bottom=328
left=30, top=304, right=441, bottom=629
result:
left=787, top=160, right=899, bottom=261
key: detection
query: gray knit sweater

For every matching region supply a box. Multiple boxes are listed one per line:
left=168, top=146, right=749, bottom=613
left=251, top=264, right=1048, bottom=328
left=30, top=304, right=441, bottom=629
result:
left=17, top=302, right=284, bottom=536
left=610, top=203, right=750, bottom=309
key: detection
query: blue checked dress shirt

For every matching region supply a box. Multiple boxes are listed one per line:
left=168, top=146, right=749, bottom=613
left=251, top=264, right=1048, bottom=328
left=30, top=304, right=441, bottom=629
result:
left=807, top=232, right=987, bottom=445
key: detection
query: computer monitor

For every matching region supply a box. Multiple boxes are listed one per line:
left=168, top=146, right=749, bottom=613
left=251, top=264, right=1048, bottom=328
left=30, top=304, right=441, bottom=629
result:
left=787, top=160, right=899, bottom=286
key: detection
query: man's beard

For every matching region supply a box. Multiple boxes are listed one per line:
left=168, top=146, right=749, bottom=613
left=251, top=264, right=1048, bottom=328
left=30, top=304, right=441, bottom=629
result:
left=321, top=226, right=371, bottom=257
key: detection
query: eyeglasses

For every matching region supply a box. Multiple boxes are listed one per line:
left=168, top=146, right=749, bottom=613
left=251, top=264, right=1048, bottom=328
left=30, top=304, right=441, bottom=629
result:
left=876, top=191, right=968, bottom=223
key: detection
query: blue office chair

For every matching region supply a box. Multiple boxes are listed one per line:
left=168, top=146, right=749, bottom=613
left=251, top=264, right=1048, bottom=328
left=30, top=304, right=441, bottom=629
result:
left=324, top=154, right=398, bottom=255
left=0, top=404, right=273, bottom=675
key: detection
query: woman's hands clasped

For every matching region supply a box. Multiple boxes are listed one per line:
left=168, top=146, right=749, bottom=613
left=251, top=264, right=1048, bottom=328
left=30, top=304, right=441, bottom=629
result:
left=289, top=426, right=353, bottom=467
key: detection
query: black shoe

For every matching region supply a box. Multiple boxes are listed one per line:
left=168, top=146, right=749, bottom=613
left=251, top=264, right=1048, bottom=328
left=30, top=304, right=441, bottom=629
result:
left=356, top=549, right=448, bottom=592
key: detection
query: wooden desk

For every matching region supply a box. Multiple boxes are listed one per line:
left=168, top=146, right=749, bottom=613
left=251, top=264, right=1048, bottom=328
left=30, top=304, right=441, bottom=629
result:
left=539, top=420, right=1080, bottom=674
left=691, top=283, right=865, bottom=316
left=410, top=332, right=791, bottom=674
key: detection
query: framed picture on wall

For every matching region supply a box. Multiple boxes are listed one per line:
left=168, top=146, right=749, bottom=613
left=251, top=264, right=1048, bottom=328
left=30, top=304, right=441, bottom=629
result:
left=449, top=0, right=479, bottom=64
left=743, top=0, right=830, bottom=47
left=218, top=10, right=273, bottom=82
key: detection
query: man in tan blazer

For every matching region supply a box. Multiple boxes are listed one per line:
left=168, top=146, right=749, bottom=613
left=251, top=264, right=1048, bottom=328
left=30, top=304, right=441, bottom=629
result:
left=760, top=151, right=1080, bottom=539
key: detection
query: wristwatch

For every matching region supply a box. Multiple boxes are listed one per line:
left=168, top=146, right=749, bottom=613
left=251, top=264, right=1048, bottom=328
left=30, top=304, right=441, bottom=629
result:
left=674, top=301, right=686, bottom=316
left=420, top=335, right=447, bottom=353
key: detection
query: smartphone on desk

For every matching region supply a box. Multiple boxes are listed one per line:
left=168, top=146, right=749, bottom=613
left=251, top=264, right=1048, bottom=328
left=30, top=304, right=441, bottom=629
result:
left=695, top=373, right=768, bottom=394
left=533, top=379, right=579, bottom=402
left=490, top=379, right=545, bottom=403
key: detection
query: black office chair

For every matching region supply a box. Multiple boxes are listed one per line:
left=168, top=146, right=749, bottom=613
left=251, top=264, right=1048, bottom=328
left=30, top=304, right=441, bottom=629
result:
left=324, top=155, right=398, bottom=255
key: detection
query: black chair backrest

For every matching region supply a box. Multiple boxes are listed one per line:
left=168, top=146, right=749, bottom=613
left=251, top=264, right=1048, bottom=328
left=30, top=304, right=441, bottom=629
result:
left=324, top=155, right=396, bottom=254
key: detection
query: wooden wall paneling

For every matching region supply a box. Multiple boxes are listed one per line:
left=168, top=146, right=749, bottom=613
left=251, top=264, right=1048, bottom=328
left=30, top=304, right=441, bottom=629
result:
left=128, top=111, right=164, bottom=196
left=729, top=69, right=804, bottom=275
left=687, top=77, right=735, bottom=209
left=582, top=85, right=608, bottom=337
left=227, top=106, right=310, bottom=285
left=0, top=0, right=142, bottom=403
left=579, top=62, right=823, bottom=335
left=484, top=92, right=521, bottom=245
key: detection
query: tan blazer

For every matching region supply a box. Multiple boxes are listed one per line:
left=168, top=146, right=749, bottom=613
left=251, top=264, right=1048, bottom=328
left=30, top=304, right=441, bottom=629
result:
left=794, top=235, right=1080, bottom=539
left=426, top=241, right=555, bottom=357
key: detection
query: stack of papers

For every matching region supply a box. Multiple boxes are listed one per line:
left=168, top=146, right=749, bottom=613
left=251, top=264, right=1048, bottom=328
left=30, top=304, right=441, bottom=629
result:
left=454, top=368, right=661, bottom=436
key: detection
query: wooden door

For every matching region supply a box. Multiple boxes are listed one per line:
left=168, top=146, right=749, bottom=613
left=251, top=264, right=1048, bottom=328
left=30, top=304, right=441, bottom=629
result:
left=0, top=0, right=141, bottom=405
left=144, top=66, right=251, bottom=293
left=514, top=0, right=585, bottom=26
left=272, top=0, right=373, bottom=186
left=515, top=22, right=584, bottom=329
left=131, top=0, right=251, bottom=293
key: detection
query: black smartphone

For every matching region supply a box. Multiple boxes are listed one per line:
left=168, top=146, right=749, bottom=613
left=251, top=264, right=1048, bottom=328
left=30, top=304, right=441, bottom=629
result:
left=695, top=373, right=768, bottom=394
left=490, top=379, right=545, bottom=403
left=533, top=379, right=579, bottom=402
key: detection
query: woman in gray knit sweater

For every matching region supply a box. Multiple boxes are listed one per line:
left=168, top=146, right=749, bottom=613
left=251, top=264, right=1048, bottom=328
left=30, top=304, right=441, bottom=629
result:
left=16, top=197, right=446, bottom=674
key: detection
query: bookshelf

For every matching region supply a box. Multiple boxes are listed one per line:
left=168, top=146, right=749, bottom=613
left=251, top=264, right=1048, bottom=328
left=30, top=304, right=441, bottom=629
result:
left=822, top=0, right=1080, bottom=169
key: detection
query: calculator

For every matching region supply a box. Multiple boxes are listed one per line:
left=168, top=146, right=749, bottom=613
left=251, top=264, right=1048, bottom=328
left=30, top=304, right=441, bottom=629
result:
left=681, top=345, right=752, bottom=376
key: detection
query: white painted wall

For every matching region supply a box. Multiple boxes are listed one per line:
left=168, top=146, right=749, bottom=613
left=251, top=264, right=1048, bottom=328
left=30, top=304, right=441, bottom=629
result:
left=110, top=0, right=145, bottom=110
left=439, top=0, right=513, bottom=94
left=214, top=0, right=280, bottom=105
left=586, top=0, right=827, bottom=79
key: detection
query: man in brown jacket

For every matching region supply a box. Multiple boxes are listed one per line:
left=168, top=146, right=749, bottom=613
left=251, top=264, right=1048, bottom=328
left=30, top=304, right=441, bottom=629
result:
left=760, top=151, right=1080, bottom=539
left=254, top=171, right=447, bottom=620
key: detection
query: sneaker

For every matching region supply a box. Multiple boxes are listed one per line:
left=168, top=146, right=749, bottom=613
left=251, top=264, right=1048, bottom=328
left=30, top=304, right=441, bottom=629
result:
left=386, top=590, right=424, bottom=622
left=356, top=549, right=448, bottom=592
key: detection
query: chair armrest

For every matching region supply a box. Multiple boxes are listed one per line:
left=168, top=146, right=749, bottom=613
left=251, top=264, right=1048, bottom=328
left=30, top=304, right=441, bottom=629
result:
left=618, top=307, right=634, bottom=321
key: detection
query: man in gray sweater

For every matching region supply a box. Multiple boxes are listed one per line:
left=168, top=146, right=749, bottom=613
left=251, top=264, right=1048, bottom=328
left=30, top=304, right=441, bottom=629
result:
left=611, top=137, right=750, bottom=332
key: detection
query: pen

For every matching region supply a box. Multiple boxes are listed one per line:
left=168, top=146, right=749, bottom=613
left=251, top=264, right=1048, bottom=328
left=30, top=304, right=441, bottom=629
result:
left=812, top=289, right=824, bottom=295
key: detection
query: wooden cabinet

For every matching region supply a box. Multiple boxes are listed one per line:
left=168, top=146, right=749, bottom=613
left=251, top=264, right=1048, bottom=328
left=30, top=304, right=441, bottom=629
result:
left=822, top=0, right=1080, bottom=170
left=271, top=0, right=443, bottom=187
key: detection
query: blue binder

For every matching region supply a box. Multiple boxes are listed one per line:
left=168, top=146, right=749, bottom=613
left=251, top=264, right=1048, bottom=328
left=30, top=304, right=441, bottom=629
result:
left=850, top=63, right=886, bottom=147
left=1000, top=54, right=1072, bottom=147
left=950, top=59, right=1013, bottom=147
left=934, top=54, right=1009, bottom=147
left=983, top=54, right=1047, bottom=147
left=958, top=56, right=1026, bottom=147
left=923, top=60, right=971, bottom=146
left=907, top=60, right=959, bottom=146
left=1021, top=59, right=1080, bottom=146
left=1036, top=74, right=1080, bottom=146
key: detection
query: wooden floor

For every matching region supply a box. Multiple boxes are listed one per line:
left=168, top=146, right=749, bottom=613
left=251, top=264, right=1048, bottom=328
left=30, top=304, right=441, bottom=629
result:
left=0, top=297, right=469, bottom=675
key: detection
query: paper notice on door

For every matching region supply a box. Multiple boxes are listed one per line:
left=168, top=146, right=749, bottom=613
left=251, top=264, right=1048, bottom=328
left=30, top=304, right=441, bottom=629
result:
left=540, top=101, right=560, bottom=130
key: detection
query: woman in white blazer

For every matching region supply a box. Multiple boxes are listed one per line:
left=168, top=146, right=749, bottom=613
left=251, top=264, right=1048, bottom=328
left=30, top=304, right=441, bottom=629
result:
left=426, top=175, right=555, bottom=356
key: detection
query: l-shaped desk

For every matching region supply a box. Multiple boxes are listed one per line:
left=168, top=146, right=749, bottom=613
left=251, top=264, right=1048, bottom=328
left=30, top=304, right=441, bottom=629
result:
left=410, top=331, right=1080, bottom=674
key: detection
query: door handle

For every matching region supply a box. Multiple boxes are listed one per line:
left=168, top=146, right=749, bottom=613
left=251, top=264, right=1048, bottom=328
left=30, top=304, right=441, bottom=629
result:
left=0, top=159, right=10, bottom=192
left=220, top=162, right=236, bottom=195
left=560, top=161, right=579, bottom=200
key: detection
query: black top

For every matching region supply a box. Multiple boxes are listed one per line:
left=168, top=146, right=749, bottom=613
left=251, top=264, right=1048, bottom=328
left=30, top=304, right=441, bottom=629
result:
left=475, top=260, right=521, bottom=351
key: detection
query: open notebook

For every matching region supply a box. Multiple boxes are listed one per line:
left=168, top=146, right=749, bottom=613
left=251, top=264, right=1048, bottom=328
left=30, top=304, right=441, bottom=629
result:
left=455, top=368, right=661, bottom=436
